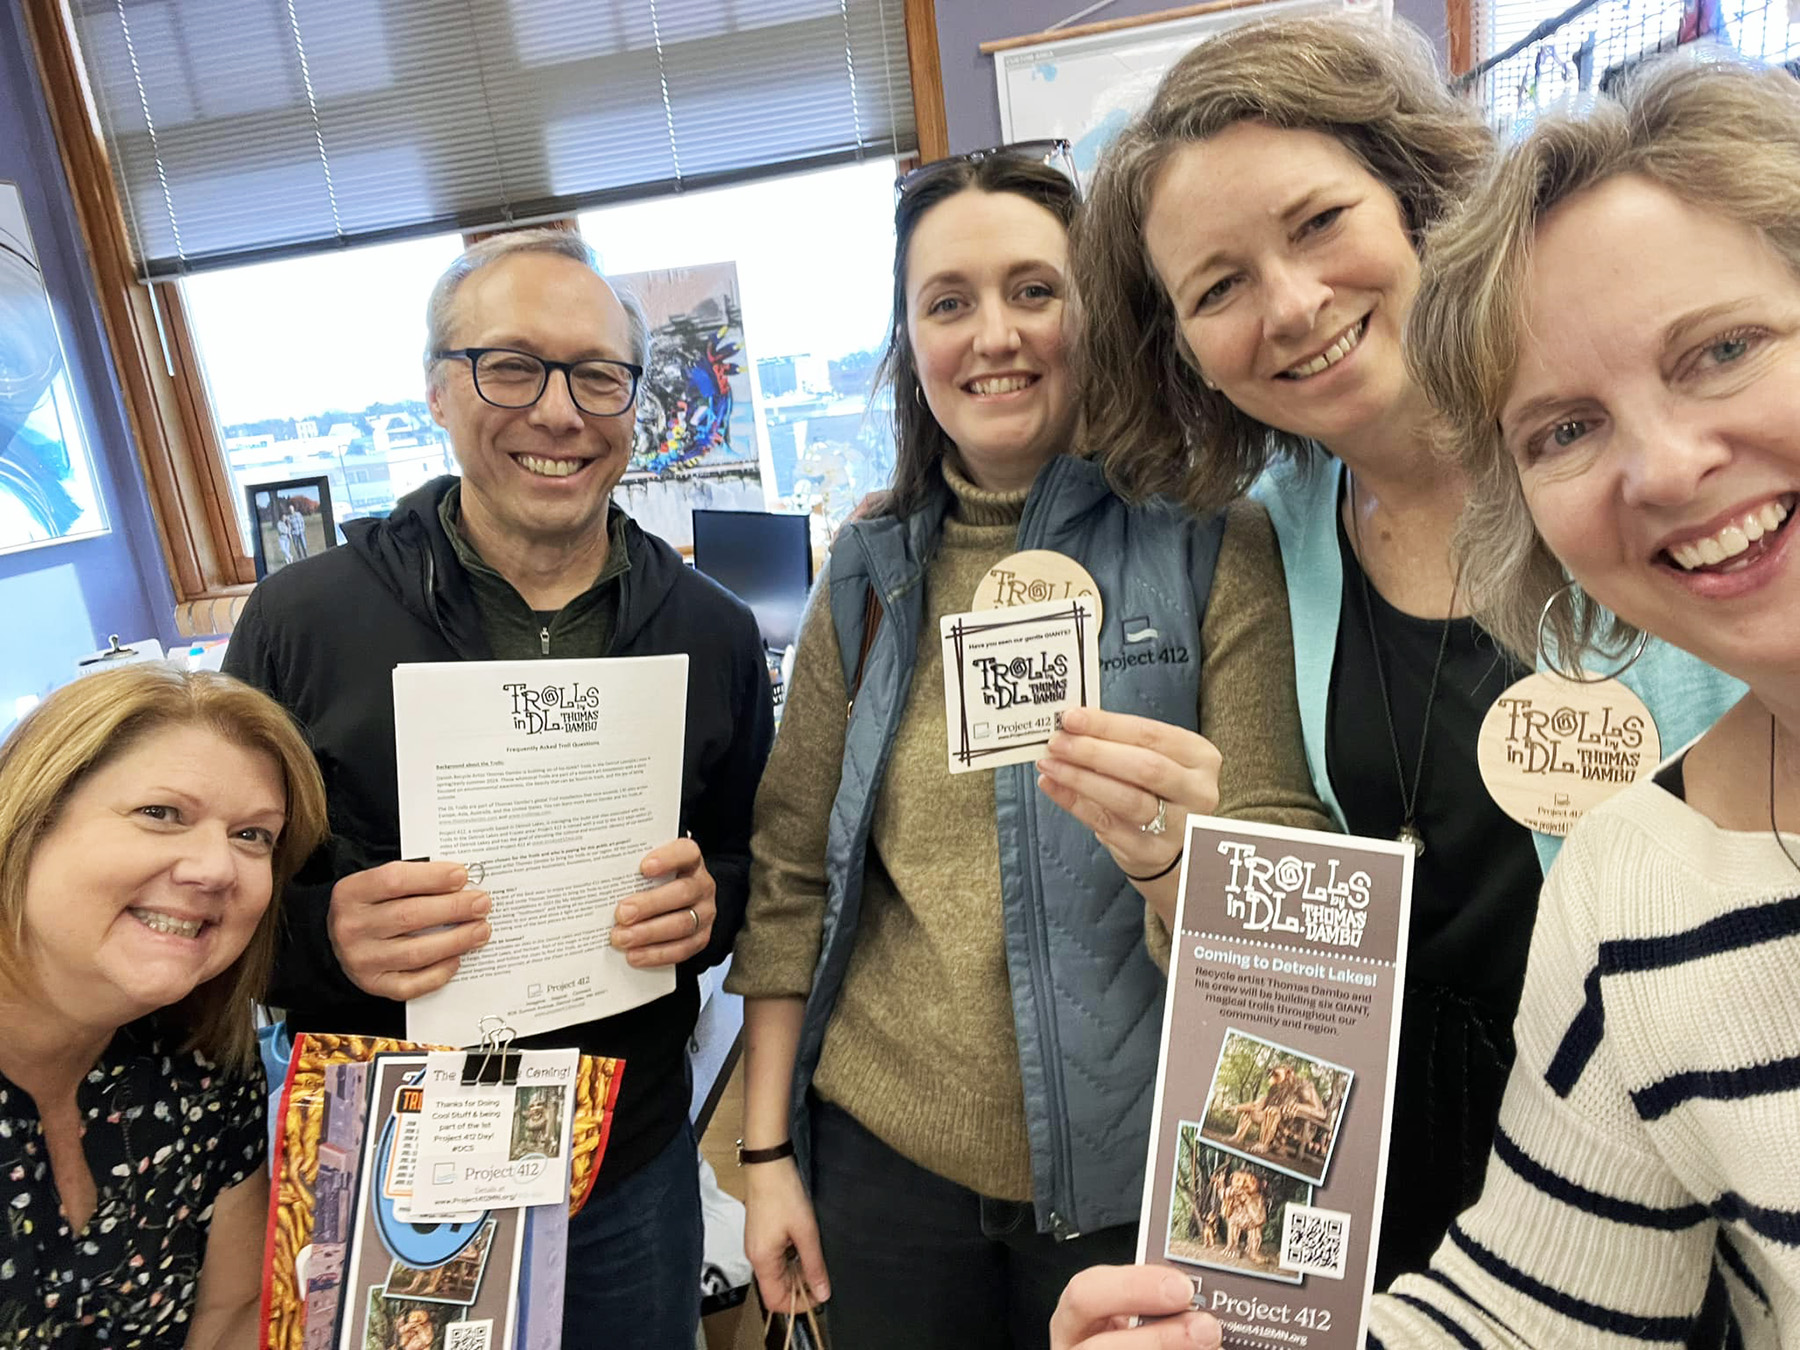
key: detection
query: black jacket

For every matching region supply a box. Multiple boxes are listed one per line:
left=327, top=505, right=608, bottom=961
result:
left=225, top=477, right=774, bottom=1187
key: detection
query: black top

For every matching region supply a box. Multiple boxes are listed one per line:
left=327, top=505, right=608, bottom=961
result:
left=1655, top=754, right=1688, bottom=800
left=0, top=1025, right=265, bottom=1345
left=223, top=477, right=775, bottom=1192
left=1327, top=511, right=1544, bottom=1288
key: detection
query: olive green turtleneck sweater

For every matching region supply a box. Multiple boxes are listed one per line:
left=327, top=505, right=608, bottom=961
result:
left=728, top=461, right=1326, bottom=1200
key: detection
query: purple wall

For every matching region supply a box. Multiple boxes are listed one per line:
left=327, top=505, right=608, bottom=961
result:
left=937, top=0, right=1450, bottom=153
left=0, top=2, right=177, bottom=726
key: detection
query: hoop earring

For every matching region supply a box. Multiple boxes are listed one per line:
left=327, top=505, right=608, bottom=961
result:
left=1536, top=580, right=1648, bottom=683
left=913, top=383, right=927, bottom=409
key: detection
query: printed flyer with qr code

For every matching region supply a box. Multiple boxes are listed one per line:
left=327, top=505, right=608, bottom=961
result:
left=1136, top=816, right=1414, bottom=1349
left=335, top=1055, right=528, bottom=1350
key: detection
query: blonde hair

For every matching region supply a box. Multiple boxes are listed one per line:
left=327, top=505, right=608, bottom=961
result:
left=1074, top=15, right=1493, bottom=512
left=1409, top=55, right=1800, bottom=662
left=0, top=666, right=328, bottom=1072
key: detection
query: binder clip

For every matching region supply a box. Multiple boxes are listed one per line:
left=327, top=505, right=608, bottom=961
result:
left=460, top=1015, right=521, bottom=1087
left=75, top=634, right=166, bottom=678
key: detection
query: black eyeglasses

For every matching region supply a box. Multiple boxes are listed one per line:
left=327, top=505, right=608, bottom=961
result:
left=435, top=347, right=643, bottom=417
left=894, top=139, right=1081, bottom=202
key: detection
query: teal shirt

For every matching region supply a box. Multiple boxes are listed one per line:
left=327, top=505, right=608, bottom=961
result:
left=1250, top=453, right=1747, bottom=869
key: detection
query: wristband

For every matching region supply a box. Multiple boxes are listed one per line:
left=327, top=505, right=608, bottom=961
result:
left=737, top=1138, right=796, bottom=1166
left=1125, top=852, right=1182, bottom=883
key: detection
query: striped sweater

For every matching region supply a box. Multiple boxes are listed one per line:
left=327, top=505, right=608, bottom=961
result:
left=1368, top=776, right=1799, bottom=1349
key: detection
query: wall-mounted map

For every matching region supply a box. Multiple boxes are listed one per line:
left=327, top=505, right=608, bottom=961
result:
left=994, top=0, right=1390, bottom=183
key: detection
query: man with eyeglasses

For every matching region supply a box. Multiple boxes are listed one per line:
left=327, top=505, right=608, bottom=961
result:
left=224, top=228, right=774, bottom=1347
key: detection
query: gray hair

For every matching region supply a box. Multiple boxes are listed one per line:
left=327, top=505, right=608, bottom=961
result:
left=423, top=228, right=651, bottom=376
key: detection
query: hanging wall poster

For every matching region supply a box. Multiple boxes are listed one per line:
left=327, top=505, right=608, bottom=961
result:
left=0, top=181, right=107, bottom=554
left=1137, top=817, right=1414, bottom=1349
left=612, top=261, right=768, bottom=547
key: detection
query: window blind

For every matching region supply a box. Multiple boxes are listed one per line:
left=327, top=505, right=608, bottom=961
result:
left=70, top=0, right=915, bottom=278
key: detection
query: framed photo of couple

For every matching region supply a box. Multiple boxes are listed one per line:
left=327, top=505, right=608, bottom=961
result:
left=246, top=474, right=337, bottom=580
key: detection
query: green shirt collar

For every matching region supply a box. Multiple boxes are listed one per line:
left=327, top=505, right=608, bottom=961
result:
left=437, top=480, right=632, bottom=599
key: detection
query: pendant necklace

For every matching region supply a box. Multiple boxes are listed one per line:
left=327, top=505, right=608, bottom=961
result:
left=1350, top=475, right=1459, bottom=859
left=1772, top=714, right=1800, bottom=879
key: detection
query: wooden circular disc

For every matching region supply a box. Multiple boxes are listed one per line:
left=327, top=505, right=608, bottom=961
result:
left=1476, top=671, right=1661, bottom=837
left=972, top=550, right=1103, bottom=627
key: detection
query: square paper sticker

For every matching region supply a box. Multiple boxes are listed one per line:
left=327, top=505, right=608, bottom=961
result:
left=940, top=596, right=1100, bottom=775
left=408, top=1050, right=577, bottom=1219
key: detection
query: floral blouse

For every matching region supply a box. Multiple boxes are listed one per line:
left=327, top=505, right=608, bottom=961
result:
left=0, top=1023, right=266, bottom=1346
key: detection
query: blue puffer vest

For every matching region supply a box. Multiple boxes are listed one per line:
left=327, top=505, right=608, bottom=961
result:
left=789, top=455, right=1225, bottom=1236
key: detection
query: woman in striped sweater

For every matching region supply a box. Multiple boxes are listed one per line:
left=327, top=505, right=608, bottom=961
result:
left=1052, top=55, right=1800, bottom=1350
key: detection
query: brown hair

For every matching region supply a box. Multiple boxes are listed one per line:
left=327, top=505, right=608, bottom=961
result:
left=1409, top=55, right=1800, bottom=662
left=0, top=666, right=328, bottom=1072
left=1074, top=16, right=1493, bottom=513
left=871, top=154, right=1080, bottom=518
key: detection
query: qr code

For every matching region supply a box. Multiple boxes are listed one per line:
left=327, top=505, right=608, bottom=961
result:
left=1280, top=1203, right=1352, bottom=1280
left=444, top=1320, right=493, bottom=1350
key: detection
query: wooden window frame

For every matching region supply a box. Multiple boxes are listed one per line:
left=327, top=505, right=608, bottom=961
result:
left=22, top=0, right=950, bottom=610
left=24, top=0, right=253, bottom=604
left=904, top=0, right=950, bottom=162
left=1448, top=0, right=1474, bottom=76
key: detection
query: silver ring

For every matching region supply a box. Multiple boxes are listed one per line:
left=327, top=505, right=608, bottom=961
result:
left=465, top=860, right=486, bottom=887
left=1140, top=797, right=1168, bottom=836
left=686, top=907, right=701, bottom=935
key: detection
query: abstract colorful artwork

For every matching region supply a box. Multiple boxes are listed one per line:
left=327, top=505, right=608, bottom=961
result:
left=0, top=182, right=107, bottom=555
left=612, top=261, right=766, bottom=548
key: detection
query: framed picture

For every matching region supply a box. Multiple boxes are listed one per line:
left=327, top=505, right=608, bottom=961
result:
left=246, top=475, right=336, bottom=580
left=0, top=180, right=108, bottom=554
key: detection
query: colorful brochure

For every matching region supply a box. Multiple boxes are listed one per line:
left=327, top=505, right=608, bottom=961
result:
left=1137, top=817, right=1414, bottom=1348
left=336, top=1054, right=531, bottom=1350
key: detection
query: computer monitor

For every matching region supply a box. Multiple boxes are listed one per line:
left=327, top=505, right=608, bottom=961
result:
left=690, top=508, right=813, bottom=653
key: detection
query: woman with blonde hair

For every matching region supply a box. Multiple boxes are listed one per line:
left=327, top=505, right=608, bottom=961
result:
left=1070, top=14, right=1741, bottom=1284
left=0, top=665, right=328, bottom=1346
left=1055, top=52, right=1800, bottom=1349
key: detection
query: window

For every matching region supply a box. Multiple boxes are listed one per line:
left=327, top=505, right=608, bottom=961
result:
left=176, top=159, right=899, bottom=555
left=1472, top=0, right=1798, bottom=128
left=580, top=158, right=898, bottom=533
left=23, top=0, right=944, bottom=604
left=181, top=233, right=465, bottom=543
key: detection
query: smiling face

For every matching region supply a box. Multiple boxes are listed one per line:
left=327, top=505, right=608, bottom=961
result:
left=428, top=252, right=637, bottom=550
left=20, top=725, right=286, bottom=1030
left=1143, top=122, right=1424, bottom=460
left=905, top=187, right=1075, bottom=492
left=1505, top=174, right=1800, bottom=685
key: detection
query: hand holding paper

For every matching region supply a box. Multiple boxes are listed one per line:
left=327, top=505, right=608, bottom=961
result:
left=1037, top=707, right=1222, bottom=892
left=329, top=859, right=493, bottom=1001
left=612, top=836, right=716, bottom=967
left=1050, top=1265, right=1219, bottom=1349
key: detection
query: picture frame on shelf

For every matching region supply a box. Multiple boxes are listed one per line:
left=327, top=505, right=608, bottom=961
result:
left=245, top=474, right=336, bottom=580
